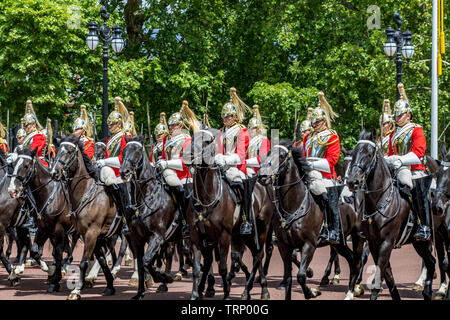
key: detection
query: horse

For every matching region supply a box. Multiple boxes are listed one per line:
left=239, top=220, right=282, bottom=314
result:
left=0, top=149, right=29, bottom=286
left=189, top=127, right=274, bottom=300
left=430, top=143, right=450, bottom=300
left=119, top=135, right=182, bottom=300
left=347, top=128, right=436, bottom=300
left=7, top=146, right=76, bottom=293
left=50, top=135, right=119, bottom=300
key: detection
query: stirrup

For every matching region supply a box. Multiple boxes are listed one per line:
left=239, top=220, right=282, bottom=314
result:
left=414, top=226, right=431, bottom=241
left=328, top=230, right=340, bottom=245
left=240, top=220, right=252, bottom=235
left=182, top=223, right=190, bottom=238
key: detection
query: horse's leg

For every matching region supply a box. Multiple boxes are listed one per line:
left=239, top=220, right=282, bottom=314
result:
left=356, top=242, right=370, bottom=285
left=218, top=234, right=231, bottom=300
left=0, top=226, right=13, bottom=275
left=320, top=246, right=336, bottom=286
left=29, top=228, right=50, bottom=273
left=333, top=247, right=341, bottom=284
left=384, top=262, right=401, bottom=300
left=156, top=242, right=174, bottom=293
left=412, top=241, right=436, bottom=301
left=369, top=241, right=393, bottom=300
left=333, top=242, right=358, bottom=299
left=8, top=226, right=30, bottom=286
left=198, top=246, right=214, bottom=298
left=129, top=239, right=145, bottom=300
left=63, top=232, right=79, bottom=275
left=66, top=230, right=98, bottom=300
left=277, top=241, right=292, bottom=300
left=345, top=233, right=366, bottom=299
left=93, top=241, right=115, bottom=296
left=5, top=229, right=13, bottom=260
left=205, top=265, right=216, bottom=298
left=433, top=231, right=448, bottom=299
left=111, top=234, right=128, bottom=279
left=190, top=243, right=202, bottom=300
left=297, top=241, right=321, bottom=300
left=175, top=239, right=188, bottom=278
left=46, top=223, right=65, bottom=293
left=241, top=241, right=265, bottom=301
left=226, top=247, right=240, bottom=290
left=143, top=234, right=172, bottom=284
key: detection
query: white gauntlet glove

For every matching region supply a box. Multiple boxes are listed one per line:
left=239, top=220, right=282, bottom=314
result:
left=6, top=153, right=18, bottom=164
left=214, top=154, right=225, bottom=167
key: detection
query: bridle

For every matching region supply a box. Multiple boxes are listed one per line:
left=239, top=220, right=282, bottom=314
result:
left=122, top=141, right=144, bottom=178
left=9, top=154, right=36, bottom=188
left=53, top=142, right=80, bottom=180
left=351, top=140, right=379, bottom=189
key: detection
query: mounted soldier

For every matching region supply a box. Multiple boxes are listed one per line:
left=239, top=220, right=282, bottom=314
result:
left=150, top=112, right=168, bottom=165
left=0, top=120, right=7, bottom=153
left=386, top=83, right=431, bottom=241
left=214, top=87, right=252, bottom=235
left=72, top=105, right=95, bottom=160
left=379, top=99, right=395, bottom=156
left=246, top=105, right=270, bottom=177
left=303, top=91, right=341, bottom=244
left=14, top=118, right=26, bottom=153
left=294, top=107, right=313, bottom=149
left=7, top=100, right=47, bottom=167
left=156, top=100, right=199, bottom=237
left=96, top=97, right=133, bottom=233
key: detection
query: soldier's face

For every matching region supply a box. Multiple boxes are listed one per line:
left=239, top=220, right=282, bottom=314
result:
left=156, top=133, right=165, bottom=142
left=249, top=128, right=258, bottom=138
left=24, top=123, right=36, bottom=134
left=17, top=137, right=24, bottom=145
left=383, top=122, right=393, bottom=132
left=109, top=122, right=122, bottom=134
left=312, top=120, right=326, bottom=132
left=169, top=124, right=181, bottom=136
left=395, top=112, right=410, bottom=127
left=73, top=128, right=83, bottom=137
left=301, top=130, right=310, bottom=139
left=223, top=115, right=236, bottom=127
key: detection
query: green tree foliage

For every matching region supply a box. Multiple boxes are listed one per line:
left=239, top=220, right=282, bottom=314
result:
left=0, top=0, right=448, bottom=151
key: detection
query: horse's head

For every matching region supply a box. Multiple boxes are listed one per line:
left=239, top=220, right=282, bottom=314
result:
left=347, top=128, right=378, bottom=191
left=95, top=139, right=107, bottom=160
left=120, top=135, right=146, bottom=182
left=51, top=135, right=81, bottom=181
left=432, top=143, right=450, bottom=216
left=189, top=127, right=219, bottom=167
left=8, top=147, right=37, bottom=199
left=258, top=139, right=293, bottom=186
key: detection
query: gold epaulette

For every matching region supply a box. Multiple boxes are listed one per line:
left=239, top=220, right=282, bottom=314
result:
left=238, top=123, right=246, bottom=129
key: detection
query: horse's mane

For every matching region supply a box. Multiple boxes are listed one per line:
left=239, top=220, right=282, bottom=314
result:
left=64, top=135, right=98, bottom=180
left=358, top=128, right=376, bottom=142
left=291, top=144, right=311, bottom=186
left=0, top=148, right=6, bottom=165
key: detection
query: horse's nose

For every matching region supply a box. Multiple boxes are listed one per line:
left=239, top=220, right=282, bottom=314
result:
left=8, top=187, right=17, bottom=199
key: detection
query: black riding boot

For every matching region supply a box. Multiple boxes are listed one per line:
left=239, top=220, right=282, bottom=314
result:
left=240, top=179, right=254, bottom=235
left=106, top=184, right=130, bottom=235
left=312, top=193, right=329, bottom=241
left=171, top=185, right=190, bottom=238
left=411, top=176, right=433, bottom=241
left=325, top=186, right=342, bottom=245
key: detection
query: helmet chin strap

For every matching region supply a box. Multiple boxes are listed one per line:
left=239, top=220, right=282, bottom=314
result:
left=313, top=120, right=327, bottom=132
left=396, top=113, right=411, bottom=127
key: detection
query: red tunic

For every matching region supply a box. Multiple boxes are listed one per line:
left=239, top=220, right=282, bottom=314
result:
left=27, top=133, right=48, bottom=167
left=82, top=137, right=94, bottom=160
left=388, top=125, right=426, bottom=172
left=216, top=126, right=249, bottom=175
left=0, top=141, right=7, bottom=153
left=161, top=135, right=192, bottom=180
left=247, top=137, right=270, bottom=174
left=303, top=131, right=340, bottom=179
left=105, top=133, right=130, bottom=177
left=150, top=135, right=167, bottom=163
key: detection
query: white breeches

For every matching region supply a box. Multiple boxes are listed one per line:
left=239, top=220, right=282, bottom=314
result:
left=341, top=185, right=353, bottom=198
left=100, top=166, right=124, bottom=186
left=308, top=170, right=335, bottom=195
left=397, top=168, right=426, bottom=189
left=162, top=169, right=192, bottom=187
left=225, top=167, right=246, bottom=183
left=246, top=167, right=256, bottom=178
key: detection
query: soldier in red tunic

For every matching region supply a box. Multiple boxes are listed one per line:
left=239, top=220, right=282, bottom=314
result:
left=294, top=107, right=313, bottom=149
left=156, top=101, right=199, bottom=237
left=150, top=112, right=168, bottom=165
left=214, top=88, right=252, bottom=234
left=96, top=97, right=133, bottom=233
left=246, top=105, right=270, bottom=177
left=302, top=92, right=341, bottom=244
left=386, top=83, right=431, bottom=241
left=72, top=105, right=95, bottom=160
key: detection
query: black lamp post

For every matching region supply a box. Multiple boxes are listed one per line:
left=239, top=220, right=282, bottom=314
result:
left=86, top=6, right=124, bottom=139
left=384, top=10, right=415, bottom=101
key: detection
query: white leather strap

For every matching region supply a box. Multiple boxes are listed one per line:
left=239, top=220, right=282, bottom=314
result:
left=357, top=140, right=377, bottom=148
left=273, top=145, right=289, bottom=154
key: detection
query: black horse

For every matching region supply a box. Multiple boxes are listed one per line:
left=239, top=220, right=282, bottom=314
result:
left=347, top=128, right=436, bottom=300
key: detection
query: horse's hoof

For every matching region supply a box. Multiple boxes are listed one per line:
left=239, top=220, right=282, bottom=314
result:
left=25, top=259, right=34, bottom=267
left=85, top=279, right=95, bottom=288
left=432, top=292, right=445, bottom=300
left=331, top=275, right=340, bottom=285
left=124, top=258, right=133, bottom=266
left=47, top=283, right=60, bottom=293
left=61, top=270, right=66, bottom=278
left=67, top=293, right=81, bottom=300
left=261, top=292, right=270, bottom=300
left=156, top=284, right=168, bottom=293
left=412, top=283, right=423, bottom=291
left=205, top=288, right=215, bottom=298
left=306, top=268, right=314, bottom=278
left=319, top=278, right=330, bottom=286
left=310, top=288, right=321, bottom=298
left=9, top=278, right=21, bottom=287
left=103, top=287, right=115, bottom=296
left=131, top=293, right=145, bottom=300
left=354, top=284, right=365, bottom=297
left=145, top=278, right=154, bottom=289
left=240, top=291, right=250, bottom=300
left=255, top=276, right=261, bottom=284
left=277, top=284, right=286, bottom=290
left=128, top=278, right=138, bottom=287
left=174, top=272, right=183, bottom=281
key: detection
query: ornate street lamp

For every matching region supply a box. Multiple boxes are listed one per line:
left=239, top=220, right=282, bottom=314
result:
left=86, top=6, right=124, bottom=139
left=384, top=10, right=415, bottom=100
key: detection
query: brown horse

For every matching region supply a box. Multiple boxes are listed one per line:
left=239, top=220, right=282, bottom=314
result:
left=119, top=135, right=180, bottom=300
left=347, top=128, right=436, bottom=300
left=430, top=143, right=450, bottom=300
left=7, top=146, right=75, bottom=293
left=50, top=135, right=119, bottom=300
left=0, top=149, right=27, bottom=286
left=190, top=127, right=274, bottom=300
